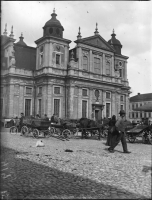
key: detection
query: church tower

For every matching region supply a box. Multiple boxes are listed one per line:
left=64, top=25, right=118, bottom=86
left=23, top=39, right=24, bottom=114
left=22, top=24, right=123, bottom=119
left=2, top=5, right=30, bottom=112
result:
left=35, top=9, right=71, bottom=70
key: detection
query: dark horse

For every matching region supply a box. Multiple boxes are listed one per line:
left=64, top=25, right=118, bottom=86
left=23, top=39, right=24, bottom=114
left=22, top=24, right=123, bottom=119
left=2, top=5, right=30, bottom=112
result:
left=78, top=118, right=103, bottom=140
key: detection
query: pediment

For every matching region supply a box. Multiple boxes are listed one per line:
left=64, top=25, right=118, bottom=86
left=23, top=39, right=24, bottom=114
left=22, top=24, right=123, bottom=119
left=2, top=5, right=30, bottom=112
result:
left=78, top=35, right=115, bottom=52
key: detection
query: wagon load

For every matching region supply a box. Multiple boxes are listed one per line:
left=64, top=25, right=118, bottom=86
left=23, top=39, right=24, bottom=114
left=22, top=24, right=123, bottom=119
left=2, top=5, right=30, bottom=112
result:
left=23, top=117, right=50, bottom=130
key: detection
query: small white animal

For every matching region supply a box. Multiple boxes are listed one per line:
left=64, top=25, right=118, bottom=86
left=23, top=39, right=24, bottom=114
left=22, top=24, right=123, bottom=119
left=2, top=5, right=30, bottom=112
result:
left=36, top=140, right=45, bottom=147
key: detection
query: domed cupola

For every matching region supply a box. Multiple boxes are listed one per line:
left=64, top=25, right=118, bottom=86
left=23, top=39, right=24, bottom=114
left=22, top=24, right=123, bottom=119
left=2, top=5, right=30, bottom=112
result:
left=43, top=8, right=64, bottom=38
left=108, top=29, right=122, bottom=55
left=16, top=33, right=27, bottom=46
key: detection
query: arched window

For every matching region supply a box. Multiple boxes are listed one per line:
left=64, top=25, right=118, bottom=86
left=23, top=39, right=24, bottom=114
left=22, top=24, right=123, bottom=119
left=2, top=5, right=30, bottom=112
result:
left=94, top=57, right=100, bottom=74
left=83, top=56, right=88, bottom=70
left=39, top=46, right=44, bottom=66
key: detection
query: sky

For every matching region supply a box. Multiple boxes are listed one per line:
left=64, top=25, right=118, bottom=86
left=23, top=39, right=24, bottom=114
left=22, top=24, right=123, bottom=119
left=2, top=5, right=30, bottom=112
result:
left=1, top=1, right=152, bottom=97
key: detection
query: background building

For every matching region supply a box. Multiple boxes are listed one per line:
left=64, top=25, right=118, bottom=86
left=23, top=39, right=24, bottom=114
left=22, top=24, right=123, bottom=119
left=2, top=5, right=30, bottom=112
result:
left=129, top=93, right=152, bottom=123
left=1, top=9, right=131, bottom=120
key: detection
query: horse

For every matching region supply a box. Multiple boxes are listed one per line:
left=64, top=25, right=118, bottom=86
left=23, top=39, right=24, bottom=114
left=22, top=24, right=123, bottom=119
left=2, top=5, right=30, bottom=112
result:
left=78, top=118, right=103, bottom=139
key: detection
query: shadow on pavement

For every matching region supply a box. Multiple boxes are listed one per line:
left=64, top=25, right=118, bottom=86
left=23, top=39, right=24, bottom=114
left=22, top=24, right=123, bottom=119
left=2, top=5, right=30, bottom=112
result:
left=1, top=146, right=149, bottom=199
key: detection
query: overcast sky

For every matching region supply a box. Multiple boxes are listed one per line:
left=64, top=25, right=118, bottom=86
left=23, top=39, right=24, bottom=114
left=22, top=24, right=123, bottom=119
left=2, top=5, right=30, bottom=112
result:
left=1, top=1, right=152, bottom=97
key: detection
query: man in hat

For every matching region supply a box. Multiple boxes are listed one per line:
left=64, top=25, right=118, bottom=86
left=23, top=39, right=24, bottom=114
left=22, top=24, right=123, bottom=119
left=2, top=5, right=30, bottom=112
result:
left=108, top=110, right=131, bottom=153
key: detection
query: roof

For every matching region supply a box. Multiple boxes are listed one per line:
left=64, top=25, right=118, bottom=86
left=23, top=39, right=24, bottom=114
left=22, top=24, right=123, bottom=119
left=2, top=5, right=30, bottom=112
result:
left=14, top=44, right=36, bottom=70
left=130, top=93, right=152, bottom=102
left=74, top=35, right=115, bottom=52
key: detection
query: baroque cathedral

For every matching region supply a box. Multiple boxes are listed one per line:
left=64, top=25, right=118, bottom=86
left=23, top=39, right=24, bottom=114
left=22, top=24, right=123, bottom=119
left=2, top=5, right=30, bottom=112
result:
left=1, top=9, right=131, bottom=120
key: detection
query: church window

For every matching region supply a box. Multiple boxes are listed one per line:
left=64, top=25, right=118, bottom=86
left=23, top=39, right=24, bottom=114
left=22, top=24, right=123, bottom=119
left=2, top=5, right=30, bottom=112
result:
left=136, top=112, right=138, bottom=118
left=120, top=95, right=124, bottom=101
left=82, top=100, right=87, bottom=118
left=38, top=87, right=42, bottom=95
left=56, top=28, right=60, bottom=35
left=140, top=112, right=142, bottom=118
left=119, top=69, right=122, bottom=77
left=56, top=54, right=60, bottom=64
left=83, top=56, right=88, bottom=70
left=26, top=87, right=32, bottom=95
left=54, top=87, right=60, bottom=94
left=132, top=112, right=134, bottom=118
left=49, top=28, right=53, bottom=34
left=94, top=57, right=100, bottom=73
left=120, top=105, right=124, bottom=111
left=106, top=92, right=110, bottom=99
left=106, top=103, right=110, bottom=118
left=25, top=99, right=31, bottom=116
left=54, top=99, right=60, bottom=117
left=106, top=65, right=110, bottom=75
left=82, top=89, right=87, bottom=96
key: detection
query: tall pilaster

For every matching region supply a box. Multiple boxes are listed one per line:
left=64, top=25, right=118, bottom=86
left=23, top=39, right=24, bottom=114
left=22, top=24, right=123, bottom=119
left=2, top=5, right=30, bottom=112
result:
left=48, top=43, right=53, bottom=67
left=78, top=87, right=82, bottom=118
left=69, top=86, right=74, bottom=118
left=125, top=94, right=129, bottom=120
left=111, top=91, right=116, bottom=116
left=111, top=55, right=115, bottom=76
left=89, top=50, right=92, bottom=72
left=102, top=89, right=106, bottom=117
left=124, top=61, right=127, bottom=81
left=102, top=53, right=105, bottom=75
left=8, top=84, right=14, bottom=117
left=44, top=43, right=49, bottom=67
left=78, top=47, right=82, bottom=70
left=47, top=84, right=53, bottom=117
left=64, top=45, right=69, bottom=69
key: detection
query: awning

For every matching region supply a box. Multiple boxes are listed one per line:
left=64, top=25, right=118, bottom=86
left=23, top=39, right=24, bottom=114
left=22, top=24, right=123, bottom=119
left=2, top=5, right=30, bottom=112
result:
left=133, top=103, right=152, bottom=112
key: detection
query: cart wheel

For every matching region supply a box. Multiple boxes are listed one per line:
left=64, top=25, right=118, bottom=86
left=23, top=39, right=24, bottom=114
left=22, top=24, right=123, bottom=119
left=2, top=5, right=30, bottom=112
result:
left=101, top=129, right=108, bottom=138
left=148, top=132, right=152, bottom=145
left=128, top=135, right=136, bottom=143
left=33, top=129, right=39, bottom=139
left=62, top=129, right=71, bottom=138
left=21, top=126, right=28, bottom=136
left=49, top=127, right=55, bottom=135
left=10, top=126, right=18, bottom=135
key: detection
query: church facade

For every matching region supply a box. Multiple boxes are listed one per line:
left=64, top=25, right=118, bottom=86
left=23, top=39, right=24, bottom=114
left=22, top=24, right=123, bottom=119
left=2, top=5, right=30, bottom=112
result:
left=1, top=9, right=131, bottom=120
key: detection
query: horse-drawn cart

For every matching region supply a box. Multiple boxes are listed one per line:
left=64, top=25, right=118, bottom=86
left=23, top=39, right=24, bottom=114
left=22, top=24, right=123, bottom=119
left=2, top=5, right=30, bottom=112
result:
left=21, top=117, right=51, bottom=138
left=126, top=124, right=152, bottom=144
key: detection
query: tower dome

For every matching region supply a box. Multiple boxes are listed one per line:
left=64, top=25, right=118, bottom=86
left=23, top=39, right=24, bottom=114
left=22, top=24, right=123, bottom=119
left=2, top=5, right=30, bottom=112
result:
left=43, top=8, right=64, bottom=38
left=108, top=29, right=122, bottom=55
left=16, top=33, right=27, bottom=46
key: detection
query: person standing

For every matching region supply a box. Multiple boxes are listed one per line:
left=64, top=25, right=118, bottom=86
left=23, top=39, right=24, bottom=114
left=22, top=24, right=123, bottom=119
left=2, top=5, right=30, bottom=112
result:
left=43, top=114, right=49, bottom=121
left=108, top=110, right=131, bottom=153
left=19, top=113, right=24, bottom=135
left=105, top=115, right=116, bottom=146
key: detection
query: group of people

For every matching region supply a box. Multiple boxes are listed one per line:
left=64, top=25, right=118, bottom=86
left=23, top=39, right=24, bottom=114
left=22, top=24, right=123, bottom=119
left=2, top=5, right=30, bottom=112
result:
left=105, top=110, right=131, bottom=154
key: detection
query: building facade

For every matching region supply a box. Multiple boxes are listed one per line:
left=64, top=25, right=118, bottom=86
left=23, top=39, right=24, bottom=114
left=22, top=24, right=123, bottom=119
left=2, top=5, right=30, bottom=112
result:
left=1, top=9, right=131, bottom=120
left=129, top=93, right=152, bottom=123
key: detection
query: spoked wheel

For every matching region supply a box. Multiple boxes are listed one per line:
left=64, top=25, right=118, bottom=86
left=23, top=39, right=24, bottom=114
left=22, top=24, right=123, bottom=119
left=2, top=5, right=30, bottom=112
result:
left=21, top=126, right=29, bottom=136
left=128, top=135, right=136, bottom=143
left=101, top=129, right=108, bottom=138
left=49, top=127, right=56, bottom=135
left=148, top=133, right=152, bottom=144
left=62, top=129, right=71, bottom=138
left=10, top=126, right=18, bottom=135
left=33, top=129, right=39, bottom=139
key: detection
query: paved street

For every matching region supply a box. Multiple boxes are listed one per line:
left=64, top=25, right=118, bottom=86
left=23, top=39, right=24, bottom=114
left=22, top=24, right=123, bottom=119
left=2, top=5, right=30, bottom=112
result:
left=1, top=128, right=151, bottom=199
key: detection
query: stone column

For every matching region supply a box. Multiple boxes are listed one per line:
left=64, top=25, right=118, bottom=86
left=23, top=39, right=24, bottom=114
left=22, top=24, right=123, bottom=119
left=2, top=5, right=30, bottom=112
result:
left=65, top=45, right=69, bottom=69
left=102, top=53, right=105, bottom=75
left=78, top=87, right=82, bottom=118
left=111, top=55, right=115, bottom=77
left=36, top=47, right=39, bottom=70
left=89, top=50, right=92, bottom=72
left=125, top=94, right=129, bottom=120
left=47, top=84, right=53, bottom=117
left=78, top=47, right=82, bottom=70
left=111, top=91, right=116, bottom=116
left=69, top=85, right=74, bottom=118
left=44, top=43, right=49, bottom=67
left=48, top=43, right=53, bottom=67
left=19, top=84, right=24, bottom=115
left=8, top=84, right=14, bottom=117
left=88, top=88, right=92, bottom=119
left=124, top=61, right=127, bottom=81
left=102, top=89, right=106, bottom=117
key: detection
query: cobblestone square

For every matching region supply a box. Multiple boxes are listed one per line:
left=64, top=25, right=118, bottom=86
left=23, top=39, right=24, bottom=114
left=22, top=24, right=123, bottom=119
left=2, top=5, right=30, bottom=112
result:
left=1, top=128, right=151, bottom=199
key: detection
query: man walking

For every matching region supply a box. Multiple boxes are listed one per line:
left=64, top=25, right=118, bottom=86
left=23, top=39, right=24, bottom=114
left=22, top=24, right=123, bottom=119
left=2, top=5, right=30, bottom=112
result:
left=108, top=110, right=131, bottom=154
